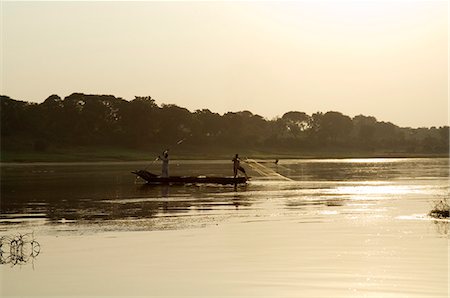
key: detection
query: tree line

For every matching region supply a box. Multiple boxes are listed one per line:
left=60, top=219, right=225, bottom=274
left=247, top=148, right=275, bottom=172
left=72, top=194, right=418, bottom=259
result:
left=1, top=93, right=448, bottom=155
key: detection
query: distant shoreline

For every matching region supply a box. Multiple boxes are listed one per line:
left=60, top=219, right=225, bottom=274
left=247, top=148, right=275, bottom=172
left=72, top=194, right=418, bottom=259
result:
left=1, top=148, right=448, bottom=163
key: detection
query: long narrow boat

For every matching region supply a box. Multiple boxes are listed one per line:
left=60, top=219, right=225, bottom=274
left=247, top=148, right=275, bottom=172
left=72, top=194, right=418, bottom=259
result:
left=132, top=170, right=248, bottom=185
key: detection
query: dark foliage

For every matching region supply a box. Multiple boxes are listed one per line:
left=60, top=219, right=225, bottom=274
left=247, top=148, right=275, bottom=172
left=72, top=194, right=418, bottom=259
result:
left=1, top=93, right=449, bottom=155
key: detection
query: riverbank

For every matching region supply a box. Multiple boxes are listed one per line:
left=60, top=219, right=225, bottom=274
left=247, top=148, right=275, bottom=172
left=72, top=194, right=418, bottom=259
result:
left=1, top=146, right=448, bottom=163
left=2, top=148, right=448, bottom=163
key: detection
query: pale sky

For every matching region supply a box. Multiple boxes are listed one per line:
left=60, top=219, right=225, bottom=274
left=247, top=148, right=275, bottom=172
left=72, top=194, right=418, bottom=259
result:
left=1, top=1, right=448, bottom=128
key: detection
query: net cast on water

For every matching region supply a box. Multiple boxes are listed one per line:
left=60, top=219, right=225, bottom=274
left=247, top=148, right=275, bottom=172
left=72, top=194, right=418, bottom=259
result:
left=244, top=159, right=293, bottom=181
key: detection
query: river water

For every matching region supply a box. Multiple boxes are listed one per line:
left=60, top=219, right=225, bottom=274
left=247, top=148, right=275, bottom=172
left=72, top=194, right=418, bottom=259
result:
left=0, top=158, right=448, bottom=297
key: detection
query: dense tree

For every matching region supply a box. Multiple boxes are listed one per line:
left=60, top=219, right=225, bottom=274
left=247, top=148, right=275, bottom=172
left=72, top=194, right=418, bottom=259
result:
left=118, top=96, right=159, bottom=147
left=1, top=93, right=448, bottom=155
left=282, top=111, right=311, bottom=134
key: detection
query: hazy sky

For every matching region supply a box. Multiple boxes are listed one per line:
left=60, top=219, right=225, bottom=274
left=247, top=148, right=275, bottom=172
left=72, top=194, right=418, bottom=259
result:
left=1, top=1, right=448, bottom=128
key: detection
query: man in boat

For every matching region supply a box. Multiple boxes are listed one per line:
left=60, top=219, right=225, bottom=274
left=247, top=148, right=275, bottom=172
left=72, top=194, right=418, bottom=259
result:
left=158, top=150, right=169, bottom=177
left=232, top=154, right=248, bottom=178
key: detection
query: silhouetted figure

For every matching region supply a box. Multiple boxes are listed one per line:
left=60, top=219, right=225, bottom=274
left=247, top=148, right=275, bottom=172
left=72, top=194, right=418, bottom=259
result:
left=275, top=159, right=279, bottom=164
left=158, top=150, right=169, bottom=177
left=232, top=154, right=248, bottom=178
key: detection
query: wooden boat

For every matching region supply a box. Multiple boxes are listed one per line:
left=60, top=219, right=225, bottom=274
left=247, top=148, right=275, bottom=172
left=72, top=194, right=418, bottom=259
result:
left=132, top=170, right=248, bottom=185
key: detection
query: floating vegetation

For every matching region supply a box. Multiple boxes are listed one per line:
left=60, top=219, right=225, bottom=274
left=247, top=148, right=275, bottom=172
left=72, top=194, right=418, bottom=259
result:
left=0, top=233, right=41, bottom=267
left=429, top=197, right=449, bottom=219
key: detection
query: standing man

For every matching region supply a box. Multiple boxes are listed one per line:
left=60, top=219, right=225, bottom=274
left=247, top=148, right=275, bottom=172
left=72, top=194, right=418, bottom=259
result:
left=158, top=150, right=169, bottom=177
left=232, top=154, right=248, bottom=178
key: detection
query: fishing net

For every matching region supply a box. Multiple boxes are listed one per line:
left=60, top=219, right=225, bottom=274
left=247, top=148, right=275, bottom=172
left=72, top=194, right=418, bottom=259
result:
left=244, top=159, right=293, bottom=181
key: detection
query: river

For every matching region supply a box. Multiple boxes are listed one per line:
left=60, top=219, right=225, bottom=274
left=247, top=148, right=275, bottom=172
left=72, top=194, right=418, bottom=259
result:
left=0, top=158, right=448, bottom=297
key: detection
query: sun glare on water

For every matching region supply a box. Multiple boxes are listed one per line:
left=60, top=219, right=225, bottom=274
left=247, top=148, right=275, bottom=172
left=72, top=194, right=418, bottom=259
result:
left=333, top=184, right=423, bottom=197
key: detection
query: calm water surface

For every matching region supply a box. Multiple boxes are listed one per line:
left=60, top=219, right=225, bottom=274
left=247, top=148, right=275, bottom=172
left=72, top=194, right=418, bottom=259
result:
left=0, top=158, right=448, bottom=297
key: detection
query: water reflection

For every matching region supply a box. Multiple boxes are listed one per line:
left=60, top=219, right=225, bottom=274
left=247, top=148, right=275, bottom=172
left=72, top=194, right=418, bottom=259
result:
left=0, top=158, right=448, bottom=233
left=432, top=220, right=449, bottom=236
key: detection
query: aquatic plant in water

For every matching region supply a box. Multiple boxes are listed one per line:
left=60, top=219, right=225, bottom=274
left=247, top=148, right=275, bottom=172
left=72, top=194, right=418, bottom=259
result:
left=0, top=233, right=41, bottom=267
left=429, top=197, right=449, bottom=219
